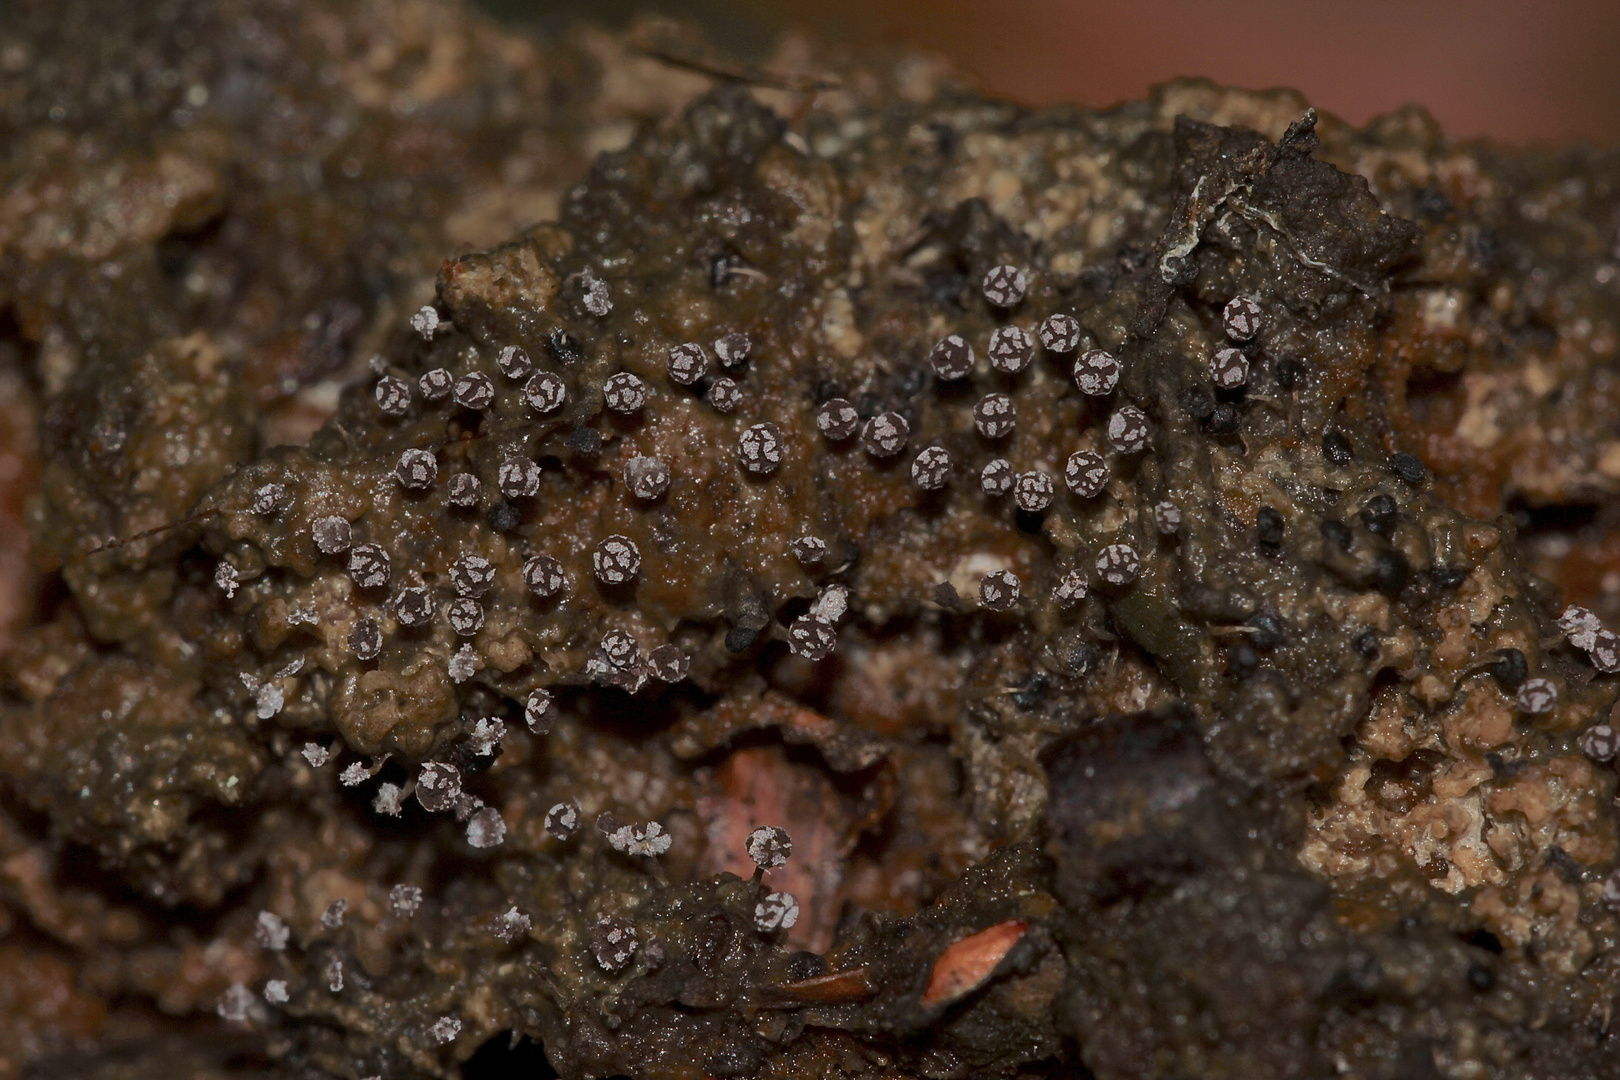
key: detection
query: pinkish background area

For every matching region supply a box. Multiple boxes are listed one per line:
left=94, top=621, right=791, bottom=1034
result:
left=520, top=0, right=1620, bottom=147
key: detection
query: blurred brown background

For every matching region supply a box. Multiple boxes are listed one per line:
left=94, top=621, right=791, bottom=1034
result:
left=499, top=0, right=1620, bottom=147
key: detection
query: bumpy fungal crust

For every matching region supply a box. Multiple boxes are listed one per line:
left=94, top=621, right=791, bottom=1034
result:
left=11, top=4, right=1620, bottom=1078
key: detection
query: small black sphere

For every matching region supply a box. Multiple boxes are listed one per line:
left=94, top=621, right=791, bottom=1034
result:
left=1323, top=430, right=1353, bottom=464
left=1391, top=452, right=1428, bottom=485
left=488, top=501, right=521, bottom=533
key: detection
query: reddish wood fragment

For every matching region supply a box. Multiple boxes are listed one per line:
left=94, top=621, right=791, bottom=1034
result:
left=920, top=919, right=1027, bottom=1009
left=782, top=966, right=874, bottom=1003
left=696, top=744, right=862, bottom=952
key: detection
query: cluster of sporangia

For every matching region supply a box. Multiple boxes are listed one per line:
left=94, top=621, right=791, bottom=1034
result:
left=214, top=265, right=1269, bottom=687
left=205, top=256, right=1620, bottom=1047
left=403, top=273, right=1245, bottom=631
left=217, top=800, right=797, bottom=1052
left=207, top=266, right=851, bottom=1043
left=210, top=264, right=1268, bottom=863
